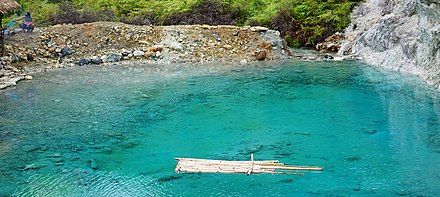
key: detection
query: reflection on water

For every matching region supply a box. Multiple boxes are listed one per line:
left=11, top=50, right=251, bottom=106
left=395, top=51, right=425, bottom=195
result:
left=1, top=60, right=440, bottom=196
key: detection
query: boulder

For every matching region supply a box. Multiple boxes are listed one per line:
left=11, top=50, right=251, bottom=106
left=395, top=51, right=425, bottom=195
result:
left=101, top=55, right=108, bottom=63
left=91, top=58, right=103, bottom=64
left=255, top=50, right=267, bottom=61
left=78, top=58, right=91, bottom=66
left=133, top=50, right=144, bottom=57
left=107, top=53, right=122, bottom=62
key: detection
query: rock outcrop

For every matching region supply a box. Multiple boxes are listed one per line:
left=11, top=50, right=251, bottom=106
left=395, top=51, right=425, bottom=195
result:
left=339, top=0, right=440, bottom=88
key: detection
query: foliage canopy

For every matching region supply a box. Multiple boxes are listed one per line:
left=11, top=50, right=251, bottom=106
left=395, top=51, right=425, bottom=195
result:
left=8, top=0, right=363, bottom=47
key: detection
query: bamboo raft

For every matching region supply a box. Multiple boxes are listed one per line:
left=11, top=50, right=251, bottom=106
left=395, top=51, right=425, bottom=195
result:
left=175, top=154, right=323, bottom=175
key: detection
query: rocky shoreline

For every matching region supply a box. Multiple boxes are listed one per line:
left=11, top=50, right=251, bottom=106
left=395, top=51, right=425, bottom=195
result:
left=0, top=22, right=290, bottom=90
left=339, top=0, right=440, bottom=89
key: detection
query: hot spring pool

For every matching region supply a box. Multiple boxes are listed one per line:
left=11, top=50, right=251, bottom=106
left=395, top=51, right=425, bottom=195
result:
left=1, top=60, right=440, bottom=196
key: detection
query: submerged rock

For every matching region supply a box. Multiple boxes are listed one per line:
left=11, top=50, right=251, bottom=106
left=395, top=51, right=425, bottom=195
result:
left=90, top=159, right=99, bottom=170
left=157, top=174, right=182, bottom=182
left=363, top=128, right=377, bottom=135
left=243, top=144, right=264, bottom=155
left=345, top=156, right=361, bottom=162
left=23, top=162, right=48, bottom=170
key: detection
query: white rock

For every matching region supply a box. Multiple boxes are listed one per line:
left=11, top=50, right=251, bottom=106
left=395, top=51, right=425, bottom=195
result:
left=101, top=55, right=108, bottom=63
left=133, top=50, right=144, bottom=57
left=333, top=56, right=345, bottom=61
left=250, top=26, right=269, bottom=32
left=223, top=45, right=233, bottom=49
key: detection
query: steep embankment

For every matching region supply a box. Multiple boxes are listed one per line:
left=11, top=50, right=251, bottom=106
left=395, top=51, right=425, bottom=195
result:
left=0, top=22, right=288, bottom=90
left=339, top=0, right=440, bottom=87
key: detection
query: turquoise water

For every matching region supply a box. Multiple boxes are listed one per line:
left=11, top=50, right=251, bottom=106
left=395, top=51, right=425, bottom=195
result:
left=1, top=60, right=440, bottom=196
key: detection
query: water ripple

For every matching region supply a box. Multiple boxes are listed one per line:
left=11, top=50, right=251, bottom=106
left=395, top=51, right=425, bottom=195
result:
left=14, top=169, right=170, bottom=197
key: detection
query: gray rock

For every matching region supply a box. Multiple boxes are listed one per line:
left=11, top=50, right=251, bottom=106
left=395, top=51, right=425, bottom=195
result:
left=150, top=52, right=157, bottom=59
left=339, top=0, right=440, bottom=89
left=107, top=53, right=122, bottom=62
left=91, top=58, right=103, bottom=64
left=26, top=54, right=33, bottom=61
left=78, top=58, right=90, bottom=66
left=403, top=0, right=417, bottom=17
left=62, top=47, right=73, bottom=57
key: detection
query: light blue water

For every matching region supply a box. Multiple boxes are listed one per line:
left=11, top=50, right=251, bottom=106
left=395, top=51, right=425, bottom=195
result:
left=1, top=60, right=440, bottom=196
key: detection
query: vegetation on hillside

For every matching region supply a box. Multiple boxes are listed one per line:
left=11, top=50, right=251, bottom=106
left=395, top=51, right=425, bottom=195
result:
left=6, top=0, right=363, bottom=48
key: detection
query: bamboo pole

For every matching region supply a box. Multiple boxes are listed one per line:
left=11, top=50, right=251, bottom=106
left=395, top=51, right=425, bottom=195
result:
left=176, top=158, right=279, bottom=164
left=174, top=155, right=323, bottom=175
left=259, top=165, right=323, bottom=171
left=246, top=154, right=254, bottom=175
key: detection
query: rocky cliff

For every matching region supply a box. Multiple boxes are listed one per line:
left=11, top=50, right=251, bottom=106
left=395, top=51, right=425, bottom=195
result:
left=339, top=0, right=440, bottom=88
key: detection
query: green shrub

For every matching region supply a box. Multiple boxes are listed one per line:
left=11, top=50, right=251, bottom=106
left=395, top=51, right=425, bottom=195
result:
left=11, top=0, right=363, bottom=48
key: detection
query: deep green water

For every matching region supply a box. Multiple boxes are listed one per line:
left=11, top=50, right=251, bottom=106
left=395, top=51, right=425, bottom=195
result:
left=1, top=60, right=440, bottom=196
